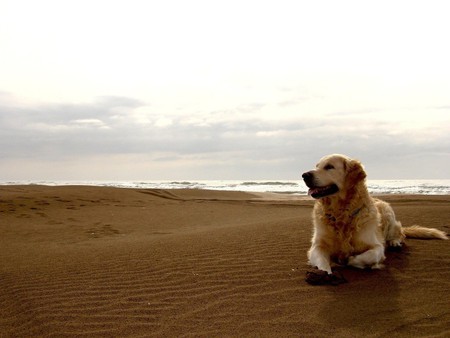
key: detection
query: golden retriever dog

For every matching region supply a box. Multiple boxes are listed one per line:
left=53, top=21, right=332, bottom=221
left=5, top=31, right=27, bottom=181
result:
left=302, top=154, right=448, bottom=274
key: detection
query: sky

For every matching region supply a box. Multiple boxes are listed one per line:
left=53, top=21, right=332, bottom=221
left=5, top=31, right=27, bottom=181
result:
left=1, top=0, right=449, bottom=181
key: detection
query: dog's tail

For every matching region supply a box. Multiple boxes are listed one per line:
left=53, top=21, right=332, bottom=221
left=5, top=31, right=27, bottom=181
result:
left=403, top=225, right=448, bottom=240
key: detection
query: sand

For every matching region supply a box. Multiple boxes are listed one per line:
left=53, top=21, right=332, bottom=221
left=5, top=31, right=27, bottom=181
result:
left=1, top=185, right=449, bottom=337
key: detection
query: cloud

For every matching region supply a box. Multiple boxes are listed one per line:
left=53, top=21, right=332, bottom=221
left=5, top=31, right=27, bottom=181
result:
left=70, top=119, right=109, bottom=129
left=1, top=95, right=449, bottom=180
left=154, top=117, right=173, bottom=128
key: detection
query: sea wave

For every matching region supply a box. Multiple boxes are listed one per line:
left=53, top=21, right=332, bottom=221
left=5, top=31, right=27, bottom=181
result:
left=241, top=181, right=299, bottom=186
left=1, top=180, right=449, bottom=195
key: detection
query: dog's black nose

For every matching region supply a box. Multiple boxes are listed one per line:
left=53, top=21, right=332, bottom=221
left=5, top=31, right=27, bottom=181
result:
left=302, top=171, right=314, bottom=185
left=302, top=171, right=312, bottom=180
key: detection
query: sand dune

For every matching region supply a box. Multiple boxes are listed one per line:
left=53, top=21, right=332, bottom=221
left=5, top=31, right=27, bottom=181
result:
left=1, top=186, right=449, bottom=337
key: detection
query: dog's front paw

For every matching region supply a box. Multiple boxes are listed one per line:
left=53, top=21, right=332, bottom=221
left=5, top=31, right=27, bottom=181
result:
left=348, top=256, right=365, bottom=269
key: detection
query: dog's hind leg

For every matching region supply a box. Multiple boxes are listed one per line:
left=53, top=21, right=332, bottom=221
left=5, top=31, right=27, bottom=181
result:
left=385, top=220, right=405, bottom=247
left=376, top=199, right=405, bottom=247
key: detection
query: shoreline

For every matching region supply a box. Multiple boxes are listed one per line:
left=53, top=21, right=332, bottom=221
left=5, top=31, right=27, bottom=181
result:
left=2, top=183, right=450, bottom=196
left=2, top=179, right=449, bottom=196
left=1, top=186, right=449, bottom=336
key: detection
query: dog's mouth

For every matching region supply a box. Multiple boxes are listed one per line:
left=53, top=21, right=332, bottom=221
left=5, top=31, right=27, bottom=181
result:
left=307, top=184, right=339, bottom=199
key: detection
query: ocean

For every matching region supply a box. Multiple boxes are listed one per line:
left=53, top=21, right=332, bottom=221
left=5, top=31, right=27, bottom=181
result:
left=1, top=180, right=450, bottom=195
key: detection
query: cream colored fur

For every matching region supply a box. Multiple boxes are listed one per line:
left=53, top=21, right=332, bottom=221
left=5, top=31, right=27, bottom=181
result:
left=303, top=154, right=448, bottom=274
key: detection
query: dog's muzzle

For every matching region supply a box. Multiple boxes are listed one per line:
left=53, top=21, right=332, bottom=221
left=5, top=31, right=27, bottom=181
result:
left=302, top=171, right=339, bottom=199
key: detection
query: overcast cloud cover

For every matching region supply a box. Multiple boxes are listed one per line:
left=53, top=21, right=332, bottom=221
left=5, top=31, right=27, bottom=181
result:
left=1, top=1, right=449, bottom=181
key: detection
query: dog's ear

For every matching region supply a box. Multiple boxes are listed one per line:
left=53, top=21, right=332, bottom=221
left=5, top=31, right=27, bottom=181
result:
left=345, top=159, right=366, bottom=186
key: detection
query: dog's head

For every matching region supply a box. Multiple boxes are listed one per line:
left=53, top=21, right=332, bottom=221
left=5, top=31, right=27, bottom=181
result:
left=302, top=154, right=366, bottom=199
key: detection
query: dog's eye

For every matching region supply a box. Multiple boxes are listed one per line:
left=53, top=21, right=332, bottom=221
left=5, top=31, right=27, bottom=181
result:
left=324, top=164, right=334, bottom=170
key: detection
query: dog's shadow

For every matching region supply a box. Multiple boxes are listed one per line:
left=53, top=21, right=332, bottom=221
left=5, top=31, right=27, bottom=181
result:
left=318, top=245, right=410, bottom=333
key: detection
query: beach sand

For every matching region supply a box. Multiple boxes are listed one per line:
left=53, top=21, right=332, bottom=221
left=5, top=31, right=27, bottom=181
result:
left=1, top=186, right=449, bottom=337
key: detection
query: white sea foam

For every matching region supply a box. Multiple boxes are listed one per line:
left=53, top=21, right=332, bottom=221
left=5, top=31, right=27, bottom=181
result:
left=1, top=180, right=449, bottom=195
